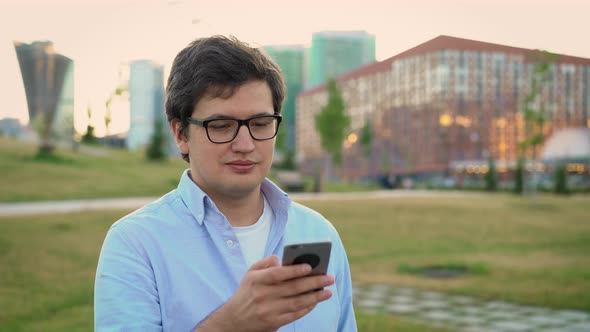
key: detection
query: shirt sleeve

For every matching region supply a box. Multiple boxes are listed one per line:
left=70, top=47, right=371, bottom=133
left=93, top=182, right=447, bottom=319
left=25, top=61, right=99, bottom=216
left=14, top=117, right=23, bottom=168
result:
left=335, top=236, right=358, bottom=332
left=94, top=224, right=162, bottom=332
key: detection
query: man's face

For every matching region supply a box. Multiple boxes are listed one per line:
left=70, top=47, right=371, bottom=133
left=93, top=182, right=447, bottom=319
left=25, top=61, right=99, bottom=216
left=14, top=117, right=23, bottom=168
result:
left=173, top=80, right=276, bottom=200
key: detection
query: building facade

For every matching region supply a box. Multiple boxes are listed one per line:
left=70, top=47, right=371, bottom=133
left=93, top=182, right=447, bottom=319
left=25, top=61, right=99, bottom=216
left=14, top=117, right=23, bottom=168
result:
left=127, top=60, right=166, bottom=151
left=14, top=41, right=74, bottom=145
left=53, top=59, right=75, bottom=142
left=308, top=31, right=375, bottom=88
left=263, top=45, right=306, bottom=153
left=297, top=35, right=590, bottom=180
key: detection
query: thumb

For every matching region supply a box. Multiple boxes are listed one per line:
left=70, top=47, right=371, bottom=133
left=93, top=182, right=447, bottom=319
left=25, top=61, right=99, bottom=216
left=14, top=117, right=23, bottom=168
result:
left=249, top=255, right=280, bottom=271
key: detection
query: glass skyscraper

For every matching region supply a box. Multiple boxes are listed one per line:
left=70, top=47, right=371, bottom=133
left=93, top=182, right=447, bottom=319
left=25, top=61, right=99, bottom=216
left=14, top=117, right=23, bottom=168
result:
left=263, top=45, right=305, bottom=153
left=14, top=41, right=74, bottom=147
left=309, top=31, right=376, bottom=88
left=127, top=60, right=166, bottom=151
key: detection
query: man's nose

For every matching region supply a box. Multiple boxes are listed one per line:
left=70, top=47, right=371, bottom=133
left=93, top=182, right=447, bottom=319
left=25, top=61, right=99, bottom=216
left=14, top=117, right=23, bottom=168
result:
left=231, top=124, right=255, bottom=151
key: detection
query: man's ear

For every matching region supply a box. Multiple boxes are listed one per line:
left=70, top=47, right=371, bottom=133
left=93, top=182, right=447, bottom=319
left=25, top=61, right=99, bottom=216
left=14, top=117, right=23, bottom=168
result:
left=170, top=120, right=189, bottom=154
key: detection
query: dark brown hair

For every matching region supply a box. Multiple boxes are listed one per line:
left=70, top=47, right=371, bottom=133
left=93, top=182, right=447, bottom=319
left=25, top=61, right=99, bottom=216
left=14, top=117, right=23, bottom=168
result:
left=165, top=35, right=286, bottom=162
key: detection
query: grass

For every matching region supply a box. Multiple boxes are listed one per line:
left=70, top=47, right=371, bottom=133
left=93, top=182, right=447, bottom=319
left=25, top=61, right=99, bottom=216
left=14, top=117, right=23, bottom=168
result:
left=300, top=175, right=382, bottom=193
left=0, top=195, right=588, bottom=330
left=356, top=312, right=453, bottom=331
left=0, top=137, right=187, bottom=202
left=0, top=210, right=453, bottom=332
left=0, top=138, right=381, bottom=202
left=300, top=194, right=590, bottom=310
left=2, top=137, right=589, bottom=329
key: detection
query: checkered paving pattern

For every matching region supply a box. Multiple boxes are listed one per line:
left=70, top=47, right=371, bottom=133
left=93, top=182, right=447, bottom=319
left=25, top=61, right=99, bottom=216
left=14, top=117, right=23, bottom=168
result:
left=353, top=283, right=590, bottom=332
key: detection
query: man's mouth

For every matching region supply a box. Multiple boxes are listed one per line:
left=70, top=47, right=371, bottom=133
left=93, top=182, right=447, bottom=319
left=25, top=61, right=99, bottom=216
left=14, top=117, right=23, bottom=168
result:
left=226, top=160, right=256, bottom=172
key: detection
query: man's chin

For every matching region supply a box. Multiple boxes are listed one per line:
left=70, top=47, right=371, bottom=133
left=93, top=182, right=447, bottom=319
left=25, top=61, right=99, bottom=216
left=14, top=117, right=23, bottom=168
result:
left=219, top=178, right=263, bottom=197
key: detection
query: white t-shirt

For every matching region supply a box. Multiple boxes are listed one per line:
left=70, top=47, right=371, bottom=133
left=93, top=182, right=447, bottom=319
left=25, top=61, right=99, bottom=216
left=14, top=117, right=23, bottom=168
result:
left=232, top=195, right=273, bottom=267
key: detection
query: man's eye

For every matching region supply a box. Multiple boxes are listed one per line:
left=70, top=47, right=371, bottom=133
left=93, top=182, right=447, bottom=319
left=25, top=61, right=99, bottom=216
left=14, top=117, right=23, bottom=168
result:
left=251, top=119, right=273, bottom=127
left=209, top=121, right=233, bottom=130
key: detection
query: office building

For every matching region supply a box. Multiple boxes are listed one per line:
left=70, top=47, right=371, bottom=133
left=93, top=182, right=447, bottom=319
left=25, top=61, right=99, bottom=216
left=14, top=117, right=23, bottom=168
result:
left=127, top=60, right=166, bottom=151
left=14, top=41, right=74, bottom=147
left=308, top=31, right=375, bottom=88
left=264, top=45, right=306, bottom=152
left=297, top=35, right=590, bottom=180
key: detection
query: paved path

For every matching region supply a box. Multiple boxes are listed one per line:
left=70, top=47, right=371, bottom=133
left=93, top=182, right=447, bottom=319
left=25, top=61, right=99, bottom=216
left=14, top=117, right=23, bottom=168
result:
left=0, top=190, right=476, bottom=217
left=353, top=283, right=590, bottom=332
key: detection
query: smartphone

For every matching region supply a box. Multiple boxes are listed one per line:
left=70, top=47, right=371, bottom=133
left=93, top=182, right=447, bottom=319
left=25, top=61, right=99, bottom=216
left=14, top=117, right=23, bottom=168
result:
left=282, top=241, right=332, bottom=276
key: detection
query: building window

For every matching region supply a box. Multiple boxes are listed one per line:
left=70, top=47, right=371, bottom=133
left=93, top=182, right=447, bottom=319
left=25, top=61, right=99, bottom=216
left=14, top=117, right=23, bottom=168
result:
left=513, top=62, right=520, bottom=102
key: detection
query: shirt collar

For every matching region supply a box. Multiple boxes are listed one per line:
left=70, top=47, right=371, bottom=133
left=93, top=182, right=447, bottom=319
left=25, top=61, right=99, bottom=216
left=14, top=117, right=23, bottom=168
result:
left=177, top=169, right=292, bottom=226
left=177, top=169, right=208, bottom=225
left=261, top=178, right=291, bottom=212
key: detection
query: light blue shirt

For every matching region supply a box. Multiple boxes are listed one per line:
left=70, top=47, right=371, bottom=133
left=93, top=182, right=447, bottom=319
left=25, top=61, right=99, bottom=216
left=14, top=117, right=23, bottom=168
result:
left=94, top=170, right=357, bottom=332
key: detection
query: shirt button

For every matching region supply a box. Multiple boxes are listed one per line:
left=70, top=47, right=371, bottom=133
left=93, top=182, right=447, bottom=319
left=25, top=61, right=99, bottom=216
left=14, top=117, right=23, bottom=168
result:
left=226, top=239, right=234, bottom=247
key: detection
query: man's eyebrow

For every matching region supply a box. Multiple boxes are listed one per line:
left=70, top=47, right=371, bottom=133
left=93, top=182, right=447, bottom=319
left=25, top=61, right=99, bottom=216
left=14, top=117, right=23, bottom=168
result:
left=202, top=112, right=274, bottom=120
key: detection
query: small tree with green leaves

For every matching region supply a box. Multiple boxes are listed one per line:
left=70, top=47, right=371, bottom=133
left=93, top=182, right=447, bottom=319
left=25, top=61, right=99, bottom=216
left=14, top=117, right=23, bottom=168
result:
left=485, top=158, right=498, bottom=192
left=360, top=119, right=373, bottom=157
left=514, top=158, right=524, bottom=194
left=105, top=85, right=128, bottom=136
left=359, top=118, right=374, bottom=176
left=519, top=50, right=559, bottom=201
left=81, top=104, right=97, bottom=144
left=146, top=118, right=167, bottom=161
left=553, top=164, right=569, bottom=195
left=314, top=80, right=351, bottom=191
left=32, top=112, right=50, bottom=155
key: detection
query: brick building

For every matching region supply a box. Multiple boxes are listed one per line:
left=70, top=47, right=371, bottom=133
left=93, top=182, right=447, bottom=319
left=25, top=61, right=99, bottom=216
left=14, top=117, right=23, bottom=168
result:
left=296, top=35, right=590, bottom=181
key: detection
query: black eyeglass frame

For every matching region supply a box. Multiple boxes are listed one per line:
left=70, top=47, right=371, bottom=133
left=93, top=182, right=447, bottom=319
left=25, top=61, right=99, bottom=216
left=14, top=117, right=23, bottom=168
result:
left=186, top=114, right=282, bottom=144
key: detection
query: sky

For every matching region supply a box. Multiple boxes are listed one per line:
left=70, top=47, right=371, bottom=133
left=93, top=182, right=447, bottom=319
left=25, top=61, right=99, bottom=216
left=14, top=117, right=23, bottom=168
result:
left=1, top=0, right=589, bottom=136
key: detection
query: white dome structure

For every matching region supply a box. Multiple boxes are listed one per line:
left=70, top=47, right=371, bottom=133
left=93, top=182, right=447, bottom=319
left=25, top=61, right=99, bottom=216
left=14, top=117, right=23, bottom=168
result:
left=542, top=128, right=590, bottom=160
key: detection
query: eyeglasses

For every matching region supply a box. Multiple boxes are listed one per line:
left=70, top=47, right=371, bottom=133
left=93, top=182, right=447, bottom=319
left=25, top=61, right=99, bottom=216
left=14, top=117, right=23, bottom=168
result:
left=187, top=114, right=282, bottom=144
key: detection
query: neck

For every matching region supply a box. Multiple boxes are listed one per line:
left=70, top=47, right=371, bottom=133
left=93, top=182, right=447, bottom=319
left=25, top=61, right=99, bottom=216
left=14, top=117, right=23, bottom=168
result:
left=210, top=188, right=264, bottom=227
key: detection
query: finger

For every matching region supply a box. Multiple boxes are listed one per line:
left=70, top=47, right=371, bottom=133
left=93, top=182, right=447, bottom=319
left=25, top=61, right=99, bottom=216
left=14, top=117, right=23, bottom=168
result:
left=249, top=255, right=280, bottom=271
left=278, top=274, right=335, bottom=297
left=287, top=288, right=333, bottom=310
left=258, top=263, right=313, bottom=284
left=275, top=289, right=332, bottom=322
left=275, top=304, right=316, bottom=327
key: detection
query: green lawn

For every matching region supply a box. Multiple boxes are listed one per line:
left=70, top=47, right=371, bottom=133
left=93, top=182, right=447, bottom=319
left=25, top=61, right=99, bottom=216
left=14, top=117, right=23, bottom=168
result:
left=0, top=137, right=379, bottom=202
left=0, top=210, right=452, bottom=332
left=300, top=195, right=590, bottom=310
left=0, top=137, right=187, bottom=202
left=0, top=195, right=588, bottom=330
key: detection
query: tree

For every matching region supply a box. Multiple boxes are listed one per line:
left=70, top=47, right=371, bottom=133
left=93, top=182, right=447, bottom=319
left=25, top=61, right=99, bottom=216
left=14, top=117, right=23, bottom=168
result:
left=105, top=85, right=128, bottom=136
left=314, top=80, right=351, bottom=191
left=359, top=119, right=374, bottom=176
left=484, top=158, right=498, bottom=192
left=146, top=118, right=167, bottom=161
left=81, top=104, right=97, bottom=144
left=31, top=109, right=58, bottom=156
left=518, top=50, right=559, bottom=201
left=514, top=158, right=524, bottom=194
left=104, top=107, right=112, bottom=136
left=553, top=164, right=569, bottom=195
left=315, top=80, right=351, bottom=165
left=360, top=119, right=373, bottom=158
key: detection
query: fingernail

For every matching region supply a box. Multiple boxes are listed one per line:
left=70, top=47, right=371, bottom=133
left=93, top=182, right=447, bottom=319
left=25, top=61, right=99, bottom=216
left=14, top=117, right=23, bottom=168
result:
left=301, top=264, right=312, bottom=273
left=324, top=275, right=335, bottom=284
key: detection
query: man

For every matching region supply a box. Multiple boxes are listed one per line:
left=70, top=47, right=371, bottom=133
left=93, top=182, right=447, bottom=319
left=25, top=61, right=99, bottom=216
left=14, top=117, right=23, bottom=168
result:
left=94, top=35, right=357, bottom=332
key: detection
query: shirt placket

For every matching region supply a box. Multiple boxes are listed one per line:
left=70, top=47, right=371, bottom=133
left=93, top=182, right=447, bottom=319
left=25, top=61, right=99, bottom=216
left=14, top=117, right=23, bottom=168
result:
left=203, top=211, right=249, bottom=287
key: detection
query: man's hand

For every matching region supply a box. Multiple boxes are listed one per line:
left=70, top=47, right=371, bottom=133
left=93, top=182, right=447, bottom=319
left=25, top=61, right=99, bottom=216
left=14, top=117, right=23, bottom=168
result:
left=194, top=255, right=335, bottom=332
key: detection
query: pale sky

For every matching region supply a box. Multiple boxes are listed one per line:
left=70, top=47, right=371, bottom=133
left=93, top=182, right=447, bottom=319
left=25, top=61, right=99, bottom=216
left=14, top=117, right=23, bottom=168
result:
left=1, top=0, right=589, bottom=136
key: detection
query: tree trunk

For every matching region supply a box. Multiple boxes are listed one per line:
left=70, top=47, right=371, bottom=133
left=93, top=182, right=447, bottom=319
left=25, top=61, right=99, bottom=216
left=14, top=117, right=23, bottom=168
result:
left=313, top=158, right=323, bottom=193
